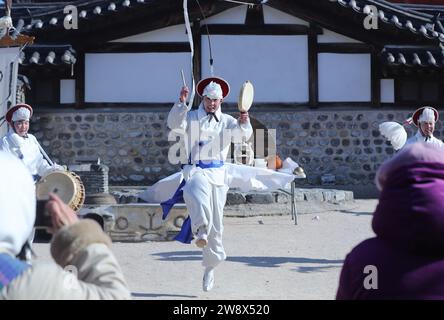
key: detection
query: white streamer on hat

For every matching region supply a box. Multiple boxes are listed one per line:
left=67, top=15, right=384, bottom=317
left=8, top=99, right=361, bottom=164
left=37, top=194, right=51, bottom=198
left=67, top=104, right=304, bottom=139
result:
left=203, top=81, right=223, bottom=99
left=419, top=107, right=436, bottom=123
left=12, top=107, right=31, bottom=122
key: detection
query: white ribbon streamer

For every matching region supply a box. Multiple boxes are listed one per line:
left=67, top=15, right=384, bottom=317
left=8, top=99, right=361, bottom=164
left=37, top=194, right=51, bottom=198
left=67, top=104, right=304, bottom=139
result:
left=183, top=0, right=196, bottom=110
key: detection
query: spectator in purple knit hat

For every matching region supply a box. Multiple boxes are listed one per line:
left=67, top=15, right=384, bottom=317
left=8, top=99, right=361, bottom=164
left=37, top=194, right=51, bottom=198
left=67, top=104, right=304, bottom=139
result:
left=337, top=142, right=444, bottom=299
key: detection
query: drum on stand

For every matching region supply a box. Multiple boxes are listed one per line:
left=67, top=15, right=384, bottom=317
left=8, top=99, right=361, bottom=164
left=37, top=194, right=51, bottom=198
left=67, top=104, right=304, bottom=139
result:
left=233, top=142, right=254, bottom=166
left=36, top=171, right=85, bottom=211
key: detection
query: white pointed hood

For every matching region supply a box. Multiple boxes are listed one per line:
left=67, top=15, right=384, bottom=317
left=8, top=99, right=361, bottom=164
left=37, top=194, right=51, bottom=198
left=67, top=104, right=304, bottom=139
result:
left=418, top=107, right=436, bottom=123
left=0, top=151, right=36, bottom=255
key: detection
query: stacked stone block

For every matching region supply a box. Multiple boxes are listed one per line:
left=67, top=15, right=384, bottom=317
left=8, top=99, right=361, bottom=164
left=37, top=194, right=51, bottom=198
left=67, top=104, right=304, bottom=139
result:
left=68, top=163, right=109, bottom=194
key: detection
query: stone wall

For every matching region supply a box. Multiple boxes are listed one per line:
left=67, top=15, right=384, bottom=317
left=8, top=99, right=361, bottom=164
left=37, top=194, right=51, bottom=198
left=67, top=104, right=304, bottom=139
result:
left=30, top=107, right=436, bottom=195
left=30, top=110, right=175, bottom=185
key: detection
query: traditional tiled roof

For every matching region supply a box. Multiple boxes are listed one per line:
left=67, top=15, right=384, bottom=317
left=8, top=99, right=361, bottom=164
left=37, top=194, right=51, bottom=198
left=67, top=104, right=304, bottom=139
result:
left=6, top=0, right=443, bottom=42
left=381, top=45, right=444, bottom=68
left=327, top=0, right=444, bottom=42
left=3, top=0, right=237, bottom=48
left=4, top=0, right=444, bottom=72
left=9, top=0, right=179, bottom=33
left=396, top=2, right=444, bottom=15
left=19, top=44, right=76, bottom=67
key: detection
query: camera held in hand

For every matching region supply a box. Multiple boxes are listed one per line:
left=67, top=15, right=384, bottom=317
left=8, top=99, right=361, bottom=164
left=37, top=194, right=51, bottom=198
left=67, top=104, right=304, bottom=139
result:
left=35, top=199, right=52, bottom=228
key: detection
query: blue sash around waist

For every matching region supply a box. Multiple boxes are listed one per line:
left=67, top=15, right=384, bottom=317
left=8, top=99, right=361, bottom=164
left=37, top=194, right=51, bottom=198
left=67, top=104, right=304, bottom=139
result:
left=161, top=160, right=224, bottom=244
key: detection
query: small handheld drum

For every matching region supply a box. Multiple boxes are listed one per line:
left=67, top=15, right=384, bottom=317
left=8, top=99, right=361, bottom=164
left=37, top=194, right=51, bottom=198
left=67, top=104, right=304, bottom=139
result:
left=36, top=171, right=85, bottom=212
left=238, top=80, right=254, bottom=113
left=234, top=81, right=255, bottom=166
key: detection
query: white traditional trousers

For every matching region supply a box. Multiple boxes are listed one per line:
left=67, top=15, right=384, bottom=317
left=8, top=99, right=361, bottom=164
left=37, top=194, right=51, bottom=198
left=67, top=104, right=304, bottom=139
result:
left=182, top=170, right=229, bottom=268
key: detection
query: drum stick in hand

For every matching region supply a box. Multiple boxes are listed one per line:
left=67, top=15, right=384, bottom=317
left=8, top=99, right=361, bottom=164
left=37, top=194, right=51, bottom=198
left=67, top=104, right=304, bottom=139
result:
left=181, top=69, right=187, bottom=88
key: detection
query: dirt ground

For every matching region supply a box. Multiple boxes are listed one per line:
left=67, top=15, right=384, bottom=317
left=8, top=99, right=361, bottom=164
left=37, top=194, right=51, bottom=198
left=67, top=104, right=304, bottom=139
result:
left=33, top=199, right=377, bottom=300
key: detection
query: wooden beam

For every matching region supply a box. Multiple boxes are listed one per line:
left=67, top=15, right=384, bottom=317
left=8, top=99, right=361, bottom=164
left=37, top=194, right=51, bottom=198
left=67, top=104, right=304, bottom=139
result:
left=80, top=102, right=174, bottom=109
left=317, top=102, right=374, bottom=107
left=317, top=43, right=372, bottom=53
left=201, top=24, right=316, bottom=35
left=87, top=42, right=191, bottom=53
left=72, top=101, right=382, bottom=109
left=18, top=65, right=73, bottom=77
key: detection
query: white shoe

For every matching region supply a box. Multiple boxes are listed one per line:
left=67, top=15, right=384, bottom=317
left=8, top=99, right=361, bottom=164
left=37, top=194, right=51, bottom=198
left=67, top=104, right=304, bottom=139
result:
left=25, top=249, right=32, bottom=263
left=203, top=267, right=215, bottom=292
left=195, top=228, right=208, bottom=248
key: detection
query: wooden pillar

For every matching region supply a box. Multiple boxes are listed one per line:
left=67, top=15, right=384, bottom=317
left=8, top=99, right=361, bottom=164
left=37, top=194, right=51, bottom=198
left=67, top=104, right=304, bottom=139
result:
left=75, top=51, right=85, bottom=108
left=245, top=4, right=264, bottom=25
left=308, top=23, right=318, bottom=108
left=371, top=50, right=381, bottom=107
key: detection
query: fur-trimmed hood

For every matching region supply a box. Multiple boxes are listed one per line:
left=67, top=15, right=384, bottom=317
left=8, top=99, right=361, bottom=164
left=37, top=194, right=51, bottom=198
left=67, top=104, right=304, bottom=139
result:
left=374, top=143, right=444, bottom=255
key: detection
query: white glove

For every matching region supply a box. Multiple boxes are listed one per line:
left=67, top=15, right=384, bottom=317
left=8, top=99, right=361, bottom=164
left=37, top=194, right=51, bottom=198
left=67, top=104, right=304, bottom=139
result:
left=0, top=16, right=13, bottom=29
left=182, top=164, right=196, bottom=181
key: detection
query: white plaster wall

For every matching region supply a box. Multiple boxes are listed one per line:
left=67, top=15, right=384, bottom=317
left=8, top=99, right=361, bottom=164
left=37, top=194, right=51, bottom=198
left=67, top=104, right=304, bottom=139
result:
left=202, top=5, right=247, bottom=24
left=263, top=5, right=309, bottom=25
left=60, top=79, right=76, bottom=104
left=110, top=24, right=188, bottom=43
left=318, top=29, right=362, bottom=43
left=201, top=35, right=308, bottom=103
left=380, top=79, right=395, bottom=103
left=318, top=53, right=371, bottom=102
left=85, top=53, right=192, bottom=103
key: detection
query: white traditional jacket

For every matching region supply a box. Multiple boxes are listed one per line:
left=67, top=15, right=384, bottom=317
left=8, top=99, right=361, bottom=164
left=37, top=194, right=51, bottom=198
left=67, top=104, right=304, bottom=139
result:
left=167, top=102, right=253, bottom=186
left=405, top=130, right=444, bottom=148
left=0, top=129, right=52, bottom=177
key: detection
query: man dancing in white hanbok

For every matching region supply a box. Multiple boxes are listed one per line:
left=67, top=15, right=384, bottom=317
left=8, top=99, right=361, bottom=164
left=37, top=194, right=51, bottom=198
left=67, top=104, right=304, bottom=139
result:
left=164, top=77, right=252, bottom=291
left=405, top=106, right=443, bottom=147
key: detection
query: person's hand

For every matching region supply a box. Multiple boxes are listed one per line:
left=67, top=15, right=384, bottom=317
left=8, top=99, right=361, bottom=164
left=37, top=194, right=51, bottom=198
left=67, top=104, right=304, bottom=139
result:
left=49, top=164, right=66, bottom=172
left=239, top=111, right=249, bottom=124
left=46, top=192, right=79, bottom=234
left=179, top=86, right=189, bottom=103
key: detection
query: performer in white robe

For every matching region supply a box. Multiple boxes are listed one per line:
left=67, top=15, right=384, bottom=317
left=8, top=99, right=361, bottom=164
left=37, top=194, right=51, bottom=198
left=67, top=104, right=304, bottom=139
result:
left=0, top=104, right=63, bottom=261
left=405, top=106, right=443, bottom=147
left=165, top=77, right=252, bottom=292
left=0, top=104, right=63, bottom=181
